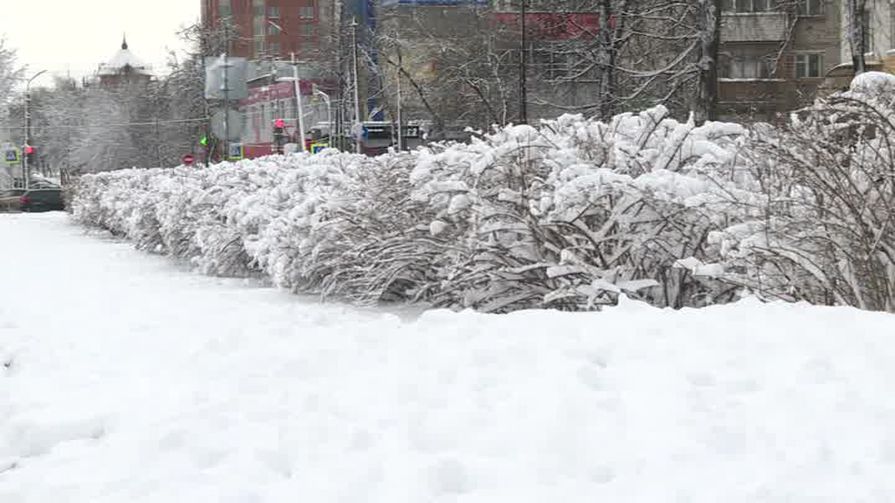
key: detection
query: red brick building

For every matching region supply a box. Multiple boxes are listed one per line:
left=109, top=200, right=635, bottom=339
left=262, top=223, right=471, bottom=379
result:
left=201, top=0, right=330, bottom=60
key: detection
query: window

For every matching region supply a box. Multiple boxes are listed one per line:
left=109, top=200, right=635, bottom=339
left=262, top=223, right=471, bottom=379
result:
left=723, top=0, right=777, bottom=13
left=268, top=41, right=281, bottom=56
left=299, top=24, right=317, bottom=37
left=268, top=6, right=281, bottom=18
left=532, top=48, right=568, bottom=81
left=267, top=22, right=281, bottom=35
left=797, top=0, right=823, bottom=16
left=794, top=53, right=822, bottom=78
left=722, top=55, right=772, bottom=79
left=298, top=3, right=316, bottom=19
left=253, top=0, right=264, bottom=16
left=218, top=0, right=232, bottom=18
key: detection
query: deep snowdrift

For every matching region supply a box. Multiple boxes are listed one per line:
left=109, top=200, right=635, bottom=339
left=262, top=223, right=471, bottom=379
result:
left=2, top=213, right=895, bottom=502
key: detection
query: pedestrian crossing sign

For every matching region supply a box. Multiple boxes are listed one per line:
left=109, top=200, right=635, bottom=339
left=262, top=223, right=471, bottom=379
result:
left=4, top=148, right=20, bottom=165
left=227, top=143, right=244, bottom=161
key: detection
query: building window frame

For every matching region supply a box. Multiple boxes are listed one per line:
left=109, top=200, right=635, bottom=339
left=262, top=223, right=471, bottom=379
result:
left=218, top=0, right=232, bottom=18
left=794, top=52, right=823, bottom=79
left=722, top=0, right=778, bottom=13
left=721, top=53, right=773, bottom=79
left=298, top=2, right=317, bottom=20
left=531, top=47, right=569, bottom=81
left=797, top=0, right=823, bottom=16
left=298, top=23, right=318, bottom=38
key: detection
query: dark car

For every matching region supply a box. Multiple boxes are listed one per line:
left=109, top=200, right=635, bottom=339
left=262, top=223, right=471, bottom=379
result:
left=18, top=188, right=65, bottom=212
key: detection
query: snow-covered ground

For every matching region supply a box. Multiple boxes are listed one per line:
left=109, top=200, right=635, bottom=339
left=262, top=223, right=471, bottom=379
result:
left=2, top=213, right=895, bottom=502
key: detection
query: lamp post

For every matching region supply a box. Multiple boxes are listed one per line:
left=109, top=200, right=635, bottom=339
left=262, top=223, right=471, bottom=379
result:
left=23, top=69, right=47, bottom=189
left=314, top=85, right=332, bottom=146
left=351, top=17, right=362, bottom=154
left=290, top=53, right=307, bottom=152
left=519, top=0, right=528, bottom=124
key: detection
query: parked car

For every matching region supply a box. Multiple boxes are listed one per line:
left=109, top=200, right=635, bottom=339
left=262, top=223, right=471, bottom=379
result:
left=21, top=188, right=65, bottom=212
left=0, top=189, right=26, bottom=211
left=0, top=188, right=65, bottom=212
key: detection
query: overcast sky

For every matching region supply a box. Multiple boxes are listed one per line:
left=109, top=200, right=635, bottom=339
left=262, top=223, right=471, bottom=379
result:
left=2, top=0, right=201, bottom=87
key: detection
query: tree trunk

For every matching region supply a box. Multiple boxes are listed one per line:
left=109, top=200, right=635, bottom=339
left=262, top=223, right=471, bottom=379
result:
left=695, top=0, right=722, bottom=123
left=848, top=0, right=867, bottom=75
left=597, top=0, right=617, bottom=119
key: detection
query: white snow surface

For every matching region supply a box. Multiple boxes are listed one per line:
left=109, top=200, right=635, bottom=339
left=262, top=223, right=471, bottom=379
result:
left=849, top=71, right=895, bottom=96
left=2, top=213, right=895, bottom=502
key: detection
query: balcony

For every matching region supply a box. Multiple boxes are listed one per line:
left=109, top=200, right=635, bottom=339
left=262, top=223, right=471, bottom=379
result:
left=721, top=12, right=789, bottom=43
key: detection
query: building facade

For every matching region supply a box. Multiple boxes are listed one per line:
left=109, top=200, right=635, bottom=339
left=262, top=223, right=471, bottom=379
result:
left=201, top=0, right=332, bottom=60
left=718, top=0, right=842, bottom=120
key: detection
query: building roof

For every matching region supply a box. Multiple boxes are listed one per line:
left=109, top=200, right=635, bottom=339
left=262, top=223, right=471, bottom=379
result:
left=97, top=36, right=152, bottom=77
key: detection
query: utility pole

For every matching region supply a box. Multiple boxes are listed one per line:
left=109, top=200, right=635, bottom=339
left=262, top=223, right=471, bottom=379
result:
left=351, top=17, right=362, bottom=154
left=335, top=0, right=345, bottom=151
left=396, top=35, right=404, bottom=152
left=314, top=85, right=333, bottom=146
left=222, top=21, right=232, bottom=161
left=23, top=70, right=47, bottom=189
left=291, top=52, right=307, bottom=152
left=201, top=31, right=211, bottom=166
left=519, top=0, right=528, bottom=124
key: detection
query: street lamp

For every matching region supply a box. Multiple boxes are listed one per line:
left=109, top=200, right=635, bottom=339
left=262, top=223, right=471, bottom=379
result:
left=23, top=69, right=47, bottom=189
left=313, top=85, right=332, bottom=146
left=290, top=53, right=307, bottom=152
left=276, top=72, right=307, bottom=153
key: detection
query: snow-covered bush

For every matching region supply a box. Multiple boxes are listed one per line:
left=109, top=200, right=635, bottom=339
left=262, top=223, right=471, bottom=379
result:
left=710, top=86, right=895, bottom=311
left=68, top=107, right=770, bottom=312
left=410, top=107, right=747, bottom=311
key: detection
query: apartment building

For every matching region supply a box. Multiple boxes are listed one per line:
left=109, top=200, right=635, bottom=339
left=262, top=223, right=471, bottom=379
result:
left=201, top=0, right=332, bottom=60
left=718, top=0, right=841, bottom=119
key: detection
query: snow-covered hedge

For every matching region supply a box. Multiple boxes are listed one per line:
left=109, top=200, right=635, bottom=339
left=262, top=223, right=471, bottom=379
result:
left=71, top=106, right=750, bottom=311
left=70, top=96, right=895, bottom=313
left=707, top=76, right=895, bottom=311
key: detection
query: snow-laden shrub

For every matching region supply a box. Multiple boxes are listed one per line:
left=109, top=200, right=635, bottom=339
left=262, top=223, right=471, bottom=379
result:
left=72, top=106, right=756, bottom=312
left=709, top=87, right=895, bottom=311
left=410, top=107, right=747, bottom=310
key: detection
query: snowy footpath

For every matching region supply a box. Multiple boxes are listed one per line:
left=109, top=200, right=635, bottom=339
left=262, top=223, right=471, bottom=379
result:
left=2, top=213, right=895, bottom=502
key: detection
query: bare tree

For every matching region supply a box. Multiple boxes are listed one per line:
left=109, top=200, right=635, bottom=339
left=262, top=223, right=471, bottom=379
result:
left=0, top=37, right=23, bottom=109
left=846, top=0, right=868, bottom=75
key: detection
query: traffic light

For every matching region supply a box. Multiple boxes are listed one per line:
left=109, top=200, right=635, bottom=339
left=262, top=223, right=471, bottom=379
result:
left=23, top=145, right=35, bottom=165
left=273, top=119, right=286, bottom=154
